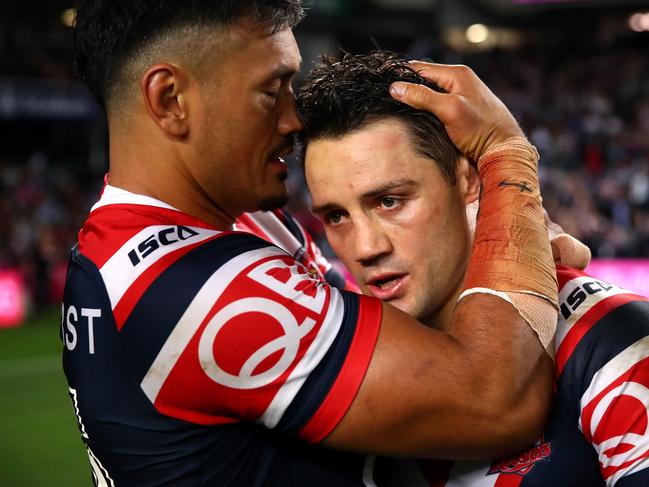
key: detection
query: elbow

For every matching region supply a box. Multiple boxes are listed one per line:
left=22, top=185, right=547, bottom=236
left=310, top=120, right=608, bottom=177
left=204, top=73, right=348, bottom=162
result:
left=481, top=397, right=549, bottom=458
left=469, top=356, right=554, bottom=458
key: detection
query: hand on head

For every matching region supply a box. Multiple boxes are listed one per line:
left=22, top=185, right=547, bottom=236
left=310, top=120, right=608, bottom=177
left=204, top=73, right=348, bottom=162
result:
left=390, top=61, right=524, bottom=163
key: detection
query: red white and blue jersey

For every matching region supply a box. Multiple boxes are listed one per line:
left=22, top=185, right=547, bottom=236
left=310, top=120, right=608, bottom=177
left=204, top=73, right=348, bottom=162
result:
left=234, top=209, right=356, bottom=292
left=61, top=185, right=382, bottom=486
left=375, top=266, right=649, bottom=486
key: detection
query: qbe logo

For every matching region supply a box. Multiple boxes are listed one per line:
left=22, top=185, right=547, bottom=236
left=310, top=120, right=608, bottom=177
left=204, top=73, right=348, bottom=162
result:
left=197, top=256, right=329, bottom=391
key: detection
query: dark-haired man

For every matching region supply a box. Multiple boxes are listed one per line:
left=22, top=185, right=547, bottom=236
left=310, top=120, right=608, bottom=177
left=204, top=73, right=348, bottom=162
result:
left=298, top=51, right=649, bottom=486
left=63, top=1, right=559, bottom=485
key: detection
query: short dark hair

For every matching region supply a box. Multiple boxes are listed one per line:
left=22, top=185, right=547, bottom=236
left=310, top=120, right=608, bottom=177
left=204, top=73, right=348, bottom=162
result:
left=297, top=51, right=460, bottom=184
left=73, top=0, right=304, bottom=109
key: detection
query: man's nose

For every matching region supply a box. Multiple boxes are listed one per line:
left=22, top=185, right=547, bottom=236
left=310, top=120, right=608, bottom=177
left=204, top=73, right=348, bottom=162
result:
left=353, top=218, right=392, bottom=267
left=278, top=92, right=304, bottom=136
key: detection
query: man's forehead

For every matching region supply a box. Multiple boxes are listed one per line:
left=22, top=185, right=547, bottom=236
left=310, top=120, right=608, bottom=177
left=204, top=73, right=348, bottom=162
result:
left=229, top=21, right=301, bottom=66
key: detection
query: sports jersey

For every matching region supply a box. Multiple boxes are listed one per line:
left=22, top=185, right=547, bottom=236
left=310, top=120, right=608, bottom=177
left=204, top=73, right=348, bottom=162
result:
left=375, top=266, right=649, bottom=486
left=61, top=185, right=382, bottom=486
left=234, top=208, right=353, bottom=291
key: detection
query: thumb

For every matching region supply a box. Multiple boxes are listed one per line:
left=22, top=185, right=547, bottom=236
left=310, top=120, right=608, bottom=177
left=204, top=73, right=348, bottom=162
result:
left=390, top=81, right=446, bottom=114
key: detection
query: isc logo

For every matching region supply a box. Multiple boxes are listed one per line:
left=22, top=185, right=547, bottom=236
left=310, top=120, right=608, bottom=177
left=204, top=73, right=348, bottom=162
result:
left=127, top=226, right=199, bottom=266
left=560, top=280, right=616, bottom=320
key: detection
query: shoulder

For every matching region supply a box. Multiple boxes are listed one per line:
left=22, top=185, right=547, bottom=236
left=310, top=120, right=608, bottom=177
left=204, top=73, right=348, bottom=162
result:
left=555, top=265, right=649, bottom=378
left=554, top=266, right=649, bottom=485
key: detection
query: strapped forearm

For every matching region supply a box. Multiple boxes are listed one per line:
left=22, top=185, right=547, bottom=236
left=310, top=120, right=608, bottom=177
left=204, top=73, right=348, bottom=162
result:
left=462, top=137, right=558, bottom=352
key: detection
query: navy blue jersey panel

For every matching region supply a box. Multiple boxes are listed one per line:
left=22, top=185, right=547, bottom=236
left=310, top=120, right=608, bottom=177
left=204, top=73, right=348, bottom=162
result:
left=62, top=249, right=203, bottom=486
left=510, top=398, right=604, bottom=486
left=119, top=233, right=270, bottom=383
left=325, top=267, right=348, bottom=290
left=616, top=468, right=649, bottom=486
left=557, top=300, right=649, bottom=420
left=275, top=290, right=360, bottom=433
left=201, top=423, right=368, bottom=486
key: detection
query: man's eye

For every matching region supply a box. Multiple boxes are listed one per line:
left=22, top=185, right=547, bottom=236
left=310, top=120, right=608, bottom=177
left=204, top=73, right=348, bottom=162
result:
left=326, top=211, right=344, bottom=225
left=264, top=91, right=279, bottom=100
left=380, top=197, right=398, bottom=209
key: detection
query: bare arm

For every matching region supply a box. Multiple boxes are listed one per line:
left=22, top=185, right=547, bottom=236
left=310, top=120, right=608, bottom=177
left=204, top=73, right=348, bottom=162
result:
left=322, top=63, right=557, bottom=458
left=325, top=296, right=552, bottom=459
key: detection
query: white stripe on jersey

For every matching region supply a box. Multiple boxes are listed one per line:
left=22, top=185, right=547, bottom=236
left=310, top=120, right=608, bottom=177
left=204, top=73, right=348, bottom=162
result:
left=91, top=185, right=179, bottom=212
left=362, top=455, right=378, bottom=487
left=100, top=225, right=220, bottom=310
left=258, top=287, right=344, bottom=428
left=140, top=246, right=285, bottom=403
left=238, top=211, right=303, bottom=258
left=579, top=336, right=649, bottom=485
left=579, top=336, right=649, bottom=411
left=556, top=276, right=631, bottom=350
left=609, top=454, right=649, bottom=486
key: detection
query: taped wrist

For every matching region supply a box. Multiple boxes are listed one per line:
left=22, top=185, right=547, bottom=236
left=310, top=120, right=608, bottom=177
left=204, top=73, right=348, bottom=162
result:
left=459, top=288, right=556, bottom=355
left=463, top=137, right=558, bottom=350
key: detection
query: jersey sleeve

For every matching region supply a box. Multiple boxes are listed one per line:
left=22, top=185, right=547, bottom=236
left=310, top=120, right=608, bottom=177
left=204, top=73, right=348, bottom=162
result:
left=97, top=230, right=381, bottom=443
left=555, top=266, right=649, bottom=485
left=277, top=209, right=360, bottom=292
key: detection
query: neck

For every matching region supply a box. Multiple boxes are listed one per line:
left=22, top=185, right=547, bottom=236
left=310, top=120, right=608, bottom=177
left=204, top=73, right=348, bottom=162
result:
left=421, top=278, right=466, bottom=332
left=108, top=129, right=237, bottom=230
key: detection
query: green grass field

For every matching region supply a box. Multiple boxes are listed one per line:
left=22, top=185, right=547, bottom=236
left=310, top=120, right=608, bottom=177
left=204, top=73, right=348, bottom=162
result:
left=0, top=309, right=90, bottom=486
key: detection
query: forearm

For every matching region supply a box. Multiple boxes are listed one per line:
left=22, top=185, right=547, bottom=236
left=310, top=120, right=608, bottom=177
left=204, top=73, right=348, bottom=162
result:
left=444, top=138, right=557, bottom=449
left=435, top=295, right=553, bottom=457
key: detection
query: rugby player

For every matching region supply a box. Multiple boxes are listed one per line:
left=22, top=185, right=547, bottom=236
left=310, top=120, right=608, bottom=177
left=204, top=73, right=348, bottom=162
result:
left=62, top=1, right=558, bottom=484
left=298, top=51, right=649, bottom=486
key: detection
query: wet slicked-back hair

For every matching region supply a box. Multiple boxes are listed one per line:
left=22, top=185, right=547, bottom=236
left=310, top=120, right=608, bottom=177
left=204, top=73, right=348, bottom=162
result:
left=297, top=51, right=460, bottom=184
left=73, top=0, right=304, bottom=109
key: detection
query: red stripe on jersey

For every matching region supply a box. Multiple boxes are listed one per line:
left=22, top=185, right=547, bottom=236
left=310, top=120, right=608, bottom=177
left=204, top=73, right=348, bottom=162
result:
left=113, top=234, right=224, bottom=330
left=494, top=473, right=524, bottom=487
left=235, top=214, right=270, bottom=242
left=80, top=204, right=217, bottom=268
left=579, top=357, right=649, bottom=481
left=298, top=295, right=382, bottom=443
left=555, top=293, right=648, bottom=378
left=556, top=265, right=589, bottom=291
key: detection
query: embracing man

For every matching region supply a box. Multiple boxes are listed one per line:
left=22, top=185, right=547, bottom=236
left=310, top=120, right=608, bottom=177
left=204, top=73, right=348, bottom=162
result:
left=63, top=1, right=558, bottom=484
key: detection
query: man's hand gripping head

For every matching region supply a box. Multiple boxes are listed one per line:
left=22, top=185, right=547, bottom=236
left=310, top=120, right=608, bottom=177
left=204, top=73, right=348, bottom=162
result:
left=391, top=62, right=559, bottom=354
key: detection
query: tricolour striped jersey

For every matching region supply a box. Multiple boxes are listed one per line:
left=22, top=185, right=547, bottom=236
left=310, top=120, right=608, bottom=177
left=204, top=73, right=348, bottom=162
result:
left=376, top=265, right=649, bottom=486
left=234, top=208, right=355, bottom=291
left=61, top=185, right=382, bottom=486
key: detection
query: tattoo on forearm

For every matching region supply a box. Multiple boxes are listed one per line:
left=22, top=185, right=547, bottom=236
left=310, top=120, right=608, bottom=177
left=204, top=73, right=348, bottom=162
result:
left=498, top=181, right=533, bottom=193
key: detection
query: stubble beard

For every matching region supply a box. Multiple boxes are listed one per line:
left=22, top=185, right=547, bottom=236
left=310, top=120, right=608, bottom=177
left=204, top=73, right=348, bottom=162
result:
left=258, top=173, right=289, bottom=211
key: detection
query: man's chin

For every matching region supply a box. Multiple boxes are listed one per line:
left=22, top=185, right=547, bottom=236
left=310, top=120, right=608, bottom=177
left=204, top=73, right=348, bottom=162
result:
left=259, top=193, right=289, bottom=212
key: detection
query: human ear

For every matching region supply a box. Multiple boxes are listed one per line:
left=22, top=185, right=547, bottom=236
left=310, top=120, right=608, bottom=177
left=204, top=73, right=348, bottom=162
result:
left=457, top=156, right=480, bottom=204
left=141, top=63, right=189, bottom=138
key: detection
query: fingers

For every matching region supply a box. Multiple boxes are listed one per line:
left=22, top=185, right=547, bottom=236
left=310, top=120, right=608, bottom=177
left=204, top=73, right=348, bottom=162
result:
left=407, top=61, right=466, bottom=93
left=389, top=81, right=448, bottom=115
left=388, top=61, right=476, bottom=121
left=550, top=233, right=592, bottom=270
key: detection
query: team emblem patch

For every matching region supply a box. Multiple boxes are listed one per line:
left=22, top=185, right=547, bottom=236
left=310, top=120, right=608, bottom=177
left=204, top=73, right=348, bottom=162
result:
left=488, top=437, right=552, bottom=476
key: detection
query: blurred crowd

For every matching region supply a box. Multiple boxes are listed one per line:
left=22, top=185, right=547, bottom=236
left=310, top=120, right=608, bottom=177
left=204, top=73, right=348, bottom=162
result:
left=463, top=44, right=649, bottom=258
left=2, top=41, right=649, bottom=312
left=0, top=153, right=100, bottom=312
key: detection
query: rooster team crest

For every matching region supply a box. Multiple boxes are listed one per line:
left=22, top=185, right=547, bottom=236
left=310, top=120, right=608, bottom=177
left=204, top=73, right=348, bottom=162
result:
left=488, top=436, right=552, bottom=476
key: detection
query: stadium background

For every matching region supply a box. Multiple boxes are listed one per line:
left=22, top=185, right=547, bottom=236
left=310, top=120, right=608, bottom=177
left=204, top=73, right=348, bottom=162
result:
left=0, top=0, right=647, bottom=484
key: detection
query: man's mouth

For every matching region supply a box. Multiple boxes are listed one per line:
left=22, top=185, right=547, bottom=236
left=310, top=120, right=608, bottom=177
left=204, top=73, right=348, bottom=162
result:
left=366, top=273, right=408, bottom=300
left=270, top=142, right=295, bottom=162
left=374, top=276, right=400, bottom=289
